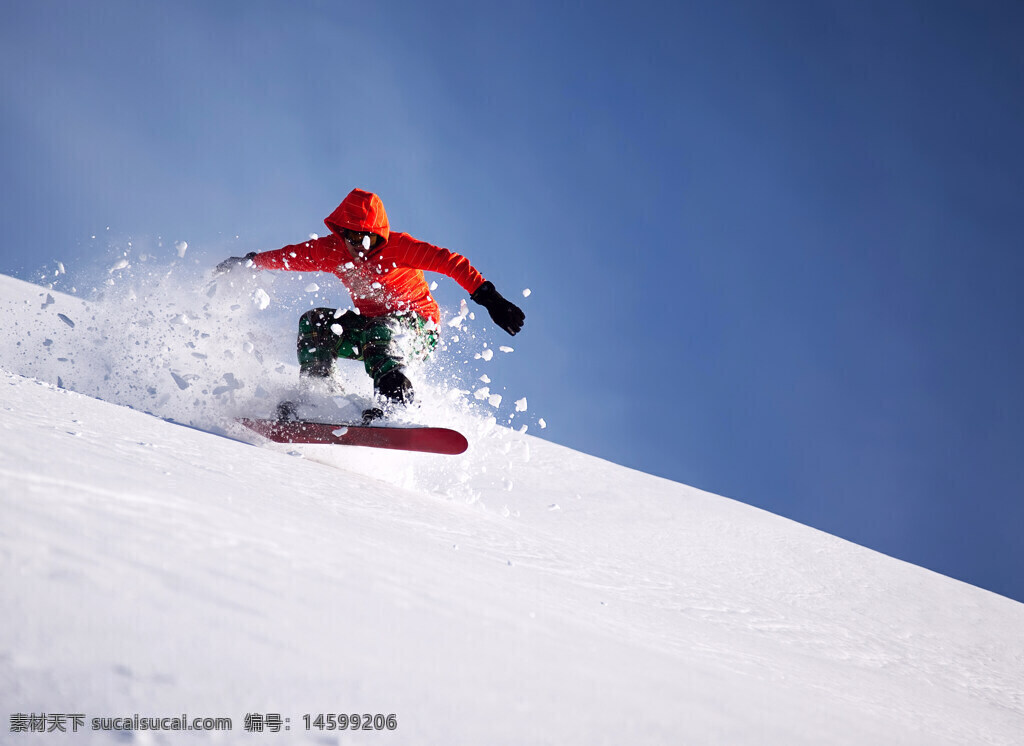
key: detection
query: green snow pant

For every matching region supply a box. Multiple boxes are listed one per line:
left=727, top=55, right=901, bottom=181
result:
left=296, top=308, right=438, bottom=386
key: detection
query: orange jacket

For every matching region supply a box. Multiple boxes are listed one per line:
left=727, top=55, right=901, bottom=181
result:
left=253, top=189, right=486, bottom=323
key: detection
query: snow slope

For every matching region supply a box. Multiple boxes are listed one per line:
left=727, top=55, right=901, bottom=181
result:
left=2, top=273, right=1023, bottom=745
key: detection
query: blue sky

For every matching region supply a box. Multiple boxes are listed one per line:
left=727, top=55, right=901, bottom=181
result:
left=2, top=1, right=1023, bottom=603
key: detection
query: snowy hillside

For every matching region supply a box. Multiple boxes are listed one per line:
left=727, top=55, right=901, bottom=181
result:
left=2, top=272, right=1023, bottom=745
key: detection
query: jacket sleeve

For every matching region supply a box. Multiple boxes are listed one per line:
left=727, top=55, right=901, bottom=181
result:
left=252, top=236, right=340, bottom=272
left=388, top=233, right=486, bottom=295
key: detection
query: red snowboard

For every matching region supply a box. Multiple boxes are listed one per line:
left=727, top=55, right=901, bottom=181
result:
left=238, top=418, right=468, bottom=455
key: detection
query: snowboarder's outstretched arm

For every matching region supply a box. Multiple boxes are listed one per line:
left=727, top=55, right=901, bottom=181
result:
left=385, top=233, right=526, bottom=336
left=213, top=238, right=338, bottom=276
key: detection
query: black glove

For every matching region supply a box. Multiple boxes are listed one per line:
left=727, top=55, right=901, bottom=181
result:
left=215, top=251, right=258, bottom=275
left=471, top=281, right=525, bottom=336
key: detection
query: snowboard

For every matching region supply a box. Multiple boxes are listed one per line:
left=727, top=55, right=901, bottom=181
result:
left=237, top=417, right=469, bottom=455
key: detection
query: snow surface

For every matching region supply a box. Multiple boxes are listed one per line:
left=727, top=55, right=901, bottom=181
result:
left=2, top=272, right=1023, bottom=744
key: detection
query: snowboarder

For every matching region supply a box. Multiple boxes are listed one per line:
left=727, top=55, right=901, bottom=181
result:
left=216, top=188, right=525, bottom=413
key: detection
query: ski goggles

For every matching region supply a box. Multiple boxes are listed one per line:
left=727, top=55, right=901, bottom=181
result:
left=342, top=229, right=380, bottom=250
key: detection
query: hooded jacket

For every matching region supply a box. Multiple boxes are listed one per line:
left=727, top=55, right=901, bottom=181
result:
left=252, top=189, right=486, bottom=323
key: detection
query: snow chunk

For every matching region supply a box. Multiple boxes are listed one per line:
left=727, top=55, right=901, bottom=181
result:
left=515, top=397, right=528, bottom=412
left=332, top=427, right=349, bottom=437
left=522, top=288, right=531, bottom=297
left=473, top=387, right=502, bottom=407
left=304, top=283, right=320, bottom=293
left=175, top=240, right=188, bottom=258
left=330, top=323, right=343, bottom=336
left=212, top=373, right=243, bottom=396
left=448, top=299, right=470, bottom=328
left=108, top=258, right=129, bottom=273
left=500, top=346, right=514, bottom=353
left=251, top=288, right=271, bottom=310
left=539, top=418, right=547, bottom=429
left=169, top=371, right=189, bottom=390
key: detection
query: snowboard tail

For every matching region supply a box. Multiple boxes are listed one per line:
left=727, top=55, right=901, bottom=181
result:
left=238, top=418, right=468, bottom=455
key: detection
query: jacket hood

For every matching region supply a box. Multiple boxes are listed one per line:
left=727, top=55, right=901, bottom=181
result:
left=324, top=189, right=391, bottom=246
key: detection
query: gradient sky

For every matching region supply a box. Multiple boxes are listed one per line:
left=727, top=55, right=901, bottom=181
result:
left=2, top=1, right=1023, bottom=603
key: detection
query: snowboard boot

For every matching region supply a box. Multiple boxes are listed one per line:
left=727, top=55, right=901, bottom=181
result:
left=276, top=399, right=299, bottom=421
left=277, top=359, right=343, bottom=421
left=375, top=368, right=415, bottom=406
left=361, top=407, right=385, bottom=425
